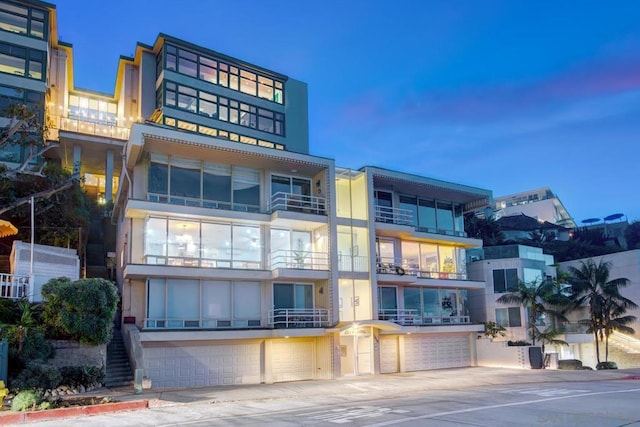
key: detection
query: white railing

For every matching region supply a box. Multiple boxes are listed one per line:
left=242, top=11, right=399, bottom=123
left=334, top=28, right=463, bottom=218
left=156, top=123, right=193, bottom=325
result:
left=378, top=309, right=471, bottom=326
left=374, top=205, right=413, bottom=226
left=269, top=192, right=326, bottom=215
left=0, top=273, right=29, bottom=300
left=147, top=193, right=261, bottom=213
left=49, top=115, right=131, bottom=140
left=268, top=308, right=330, bottom=328
left=270, top=249, right=329, bottom=270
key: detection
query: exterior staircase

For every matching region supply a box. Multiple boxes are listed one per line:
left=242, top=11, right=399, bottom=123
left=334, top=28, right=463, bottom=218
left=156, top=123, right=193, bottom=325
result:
left=105, top=329, right=134, bottom=387
left=608, top=331, right=640, bottom=354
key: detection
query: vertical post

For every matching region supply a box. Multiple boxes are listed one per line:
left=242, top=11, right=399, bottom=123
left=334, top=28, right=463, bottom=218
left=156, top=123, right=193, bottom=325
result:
left=29, top=197, right=34, bottom=288
left=105, top=149, right=114, bottom=204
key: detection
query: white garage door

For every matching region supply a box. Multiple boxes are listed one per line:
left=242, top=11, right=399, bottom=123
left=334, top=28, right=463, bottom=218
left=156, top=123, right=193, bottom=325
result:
left=403, top=335, right=470, bottom=371
left=144, top=342, right=262, bottom=388
left=272, top=340, right=315, bottom=382
left=380, top=336, right=399, bottom=373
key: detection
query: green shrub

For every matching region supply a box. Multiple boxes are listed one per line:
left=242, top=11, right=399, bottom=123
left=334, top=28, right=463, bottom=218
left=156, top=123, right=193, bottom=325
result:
left=0, top=298, right=19, bottom=324
left=507, top=340, right=532, bottom=346
left=11, top=363, right=61, bottom=391
left=596, top=361, right=618, bottom=370
left=59, top=365, right=105, bottom=387
left=11, top=389, right=40, bottom=411
left=3, top=323, right=53, bottom=378
left=42, top=277, right=119, bottom=345
left=558, top=359, right=583, bottom=370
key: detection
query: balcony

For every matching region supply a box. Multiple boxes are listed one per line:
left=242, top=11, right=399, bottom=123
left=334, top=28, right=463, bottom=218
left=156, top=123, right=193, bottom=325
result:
left=49, top=115, right=131, bottom=140
left=143, top=255, right=261, bottom=269
left=147, top=193, right=260, bottom=213
left=378, top=309, right=470, bottom=326
left=144, top=317, right=261, bottom=329
left=374, top=205, right=413, bottom=226
left=376, top=259, right=467, bottom=280
left=270, top=250, right=329, bottom=270
left=0, top=274, right=29, bottom=300
left=270, top=192, right=326, bottom=215
left=267, top=308, right=330, bottom=328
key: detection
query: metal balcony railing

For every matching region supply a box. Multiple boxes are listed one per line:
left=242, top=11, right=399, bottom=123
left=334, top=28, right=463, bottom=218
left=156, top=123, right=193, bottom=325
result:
left=143, top=254, right=261, bottom=270
left=376, top=258, right=468, bottom=280
left=144, top=317, right=261, bottom=329
left=0, top=274, right=29, bottom=300
left=269, top=192, right=326, bottom=215
left=374, top=205, right=413, bottom=226
left=270, top=249, right=329, bottom=270
left=338, top=254, right=370, bottom=272
left=49, top=115, right=131, bottom=140
left=378, top=309, right=471, bottom=326
left=268, top=308, right=330, bottom=328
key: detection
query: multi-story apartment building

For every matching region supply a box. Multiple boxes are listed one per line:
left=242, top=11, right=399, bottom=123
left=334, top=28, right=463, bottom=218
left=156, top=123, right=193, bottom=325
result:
left=1, top=0, right=495, bottom=387
left=467, top=245, right=556, bottom=343
left=494, top=187, right=576, bottom=228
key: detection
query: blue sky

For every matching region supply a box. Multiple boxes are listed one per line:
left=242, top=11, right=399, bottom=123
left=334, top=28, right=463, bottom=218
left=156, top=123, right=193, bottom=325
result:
left=55, top=1, right=640, bottom=223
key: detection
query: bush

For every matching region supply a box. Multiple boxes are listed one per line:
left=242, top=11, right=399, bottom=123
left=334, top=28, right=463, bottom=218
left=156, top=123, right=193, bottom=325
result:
left=0, top=298, right=19, bottom=324
left=59, top=366, right=105, bottom=387
left=11, top=390, right=40, bottom=411
left=507, top=340, right=532, bottom=346
left=3, top=326, right=54, bottom=377
left=42, top=277, right=119, bottom=345
left=11, top=363, right=61, bottom=391
left=558, top=359, right=583, bottom=370
left=596, top=361, right=618, bottom=370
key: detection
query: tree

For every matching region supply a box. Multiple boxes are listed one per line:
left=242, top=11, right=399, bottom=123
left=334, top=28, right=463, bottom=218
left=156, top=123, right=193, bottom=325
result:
left=464, top=213, right=504, bottom=246
left=496, top=277, right=567, bottom=346
left=534, top=326, right=568, bottom=354
left=625, top=221, right=640, bottom=250
left=564, top=259, right=635, bottom=363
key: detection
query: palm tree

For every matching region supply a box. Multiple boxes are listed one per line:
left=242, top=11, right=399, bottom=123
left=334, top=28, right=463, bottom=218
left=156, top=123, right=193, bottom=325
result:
left=535, top=326, right=568, bottom=354
left=564, top=259, right=634, bottom=364
left=496, top=277, right=566, bottom=345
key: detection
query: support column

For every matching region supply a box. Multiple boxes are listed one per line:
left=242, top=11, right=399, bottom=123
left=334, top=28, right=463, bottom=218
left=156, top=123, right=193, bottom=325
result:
left=105, top=149, right=114, bottom=203
left=72, top=145, right=81, bottom=176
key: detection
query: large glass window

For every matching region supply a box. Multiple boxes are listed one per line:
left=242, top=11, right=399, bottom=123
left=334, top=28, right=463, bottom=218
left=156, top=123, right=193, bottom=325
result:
left=0, top=1, right=47, bottom=39
left=423, top=288, right=441, bottom=318
left=496, top=307, right=522, bottom=327
left=0, top=42, right=44, bottom=80
left=68, top=94, right=117, bottom=125
left=274, top=283, right=313, bottom=309
left=417, top=198, right=436, bottom=230
left=169, top=157, right=200, bottom=200
left=436, top=201, right=454, bottom=232
left=378, top=287, right=397, bottom=311
left=202, top=162, right=231, bottom=207
left=493, top=268, right=519, bottom=293
left=399, top=195, right=418, bottom=227
left=162, top=43, right=285, bottom=104
left=404, top=287, right=422, bottom=316
left=201, top=222, right=231, bottom=267
left=233, top=167, right=260, bottom=210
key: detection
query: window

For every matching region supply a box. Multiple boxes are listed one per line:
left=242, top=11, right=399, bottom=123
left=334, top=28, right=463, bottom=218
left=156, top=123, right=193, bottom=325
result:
left=0, top=1, right=47, bottom=39
left=162, top=43, right=285, bottom=104
left=163, top=81, right=284, bottom=135
left=0, top=42, right=44, bottom=80
left=495, top=307, right=522, bottom=327
left=493, top=268, right=519, bottom=293
left=378, top=287, right=397, bottom=311
left=68, top=94, right=118, bottom=125
left=274, top=283, right=313, bottom=309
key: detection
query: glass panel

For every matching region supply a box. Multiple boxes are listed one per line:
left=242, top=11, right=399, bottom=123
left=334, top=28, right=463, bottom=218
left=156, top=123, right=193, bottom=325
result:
left=148, top=157, right=168, bottom=195
left=0, top=11, right=27, bottom=34
left=167, top=279, right=199, bottom=320
left=419, top=243, right=438, bottom=272
left=202, top=281, right=230, bottom=321
left=292, top=178, right=311, bottom=196
left=274, top=283, right=294, bottom=309
left=168, top=220, right=200, bottom=260
left=438, top=246, right=456, bottom=273
left=404, top=287, right=421, bottom=315
left=378, top=287, right=397, bottom=310
left=506, top=268, right=519, bottom=291
left=201, top=222, right=231, bottom=267
left=271, top=175, right=290, bottom=195
left=202, top=162, right=231, bottom=204
left=170, top=157, right=200, bottom=199
left=399, top=195, right=417, bottom=227
left=523, top=268, right=543, bottom=285
left=418, top=198, right=436, bottom=231
left=145, top=218, right=167, bottom=257
left=508, top=307, right=522, bottom=327
left=454, top=203, right=464, bottom=233
left=233, top=282, right=260, bottom=319
left=495, top=308, right=508, bottom=327
left=436, top=201, right=454, bottom=231
left=441, top=289, right=457, bottom=317
left=232, top=166, right=260, bottom=208
left=458, top=290, right=469, bottom=316
left=178, top=57, right=197, bottom=77
left=232, top=225, right=261, bottom=268
left=401, top=241, right=419, bottom=272
left=376, top=238, right=395, bottom=263
left=423, top=288, right=441, bottom=318
left=493, top=270, right=506, bottom=293
left=295, top=284, right=313, bottom=309
left=147, top=279, right=165, bottom=318
left=270, top=229, right=290, bottom=252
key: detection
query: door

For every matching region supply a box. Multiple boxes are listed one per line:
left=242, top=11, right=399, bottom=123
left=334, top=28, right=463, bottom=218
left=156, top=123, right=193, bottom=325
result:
left=378, top=286, right=397, bottom=320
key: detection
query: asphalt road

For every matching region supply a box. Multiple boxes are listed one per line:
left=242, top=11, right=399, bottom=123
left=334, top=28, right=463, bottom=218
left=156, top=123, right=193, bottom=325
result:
left=29, top=377, right=640, bottom=427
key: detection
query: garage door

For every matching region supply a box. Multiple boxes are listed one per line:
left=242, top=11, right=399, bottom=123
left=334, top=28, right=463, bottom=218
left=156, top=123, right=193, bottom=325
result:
left=380, top=336, right=399, bottom=373
left=144, top=342, right=262, bottom=388
left=272, top=339, right=315, bottom=382
left=403, top=335, right=470, bottom=371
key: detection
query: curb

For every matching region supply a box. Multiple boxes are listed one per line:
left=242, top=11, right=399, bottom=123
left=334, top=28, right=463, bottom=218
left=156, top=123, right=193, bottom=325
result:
left=0, top=400, right=148, bottom=425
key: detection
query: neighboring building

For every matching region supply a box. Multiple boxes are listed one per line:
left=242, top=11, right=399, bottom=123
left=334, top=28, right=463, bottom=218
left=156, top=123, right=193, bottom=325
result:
left=497, top=213, right=570, bottom=242
left=0, top=0, right=497, bottom=386
left=558, top=250, right=640, bottom=369
left=467, top=245, right=556, bottom=343
left=495, top=188, right=576, bottom=228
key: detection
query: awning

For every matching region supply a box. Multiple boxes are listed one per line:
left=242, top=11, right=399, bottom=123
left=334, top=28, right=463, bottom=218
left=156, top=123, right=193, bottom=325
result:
left=0, top=219, right=18, bottom=238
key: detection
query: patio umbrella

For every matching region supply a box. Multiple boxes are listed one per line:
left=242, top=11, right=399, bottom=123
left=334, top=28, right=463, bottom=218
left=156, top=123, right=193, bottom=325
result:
left=0, top=219, right=18, bottom=238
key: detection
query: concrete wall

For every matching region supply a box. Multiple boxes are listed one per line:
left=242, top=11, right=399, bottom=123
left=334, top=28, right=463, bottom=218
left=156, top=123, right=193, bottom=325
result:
left=48, top=340, right=107, bottom=369
left=476, top=339, right=530, bottom=369
left=283, top=78, right=309, bottom=154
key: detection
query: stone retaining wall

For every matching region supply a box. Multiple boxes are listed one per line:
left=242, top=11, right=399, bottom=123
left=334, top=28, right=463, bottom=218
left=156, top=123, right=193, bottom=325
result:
left=48, top=340, right=106, bottom=368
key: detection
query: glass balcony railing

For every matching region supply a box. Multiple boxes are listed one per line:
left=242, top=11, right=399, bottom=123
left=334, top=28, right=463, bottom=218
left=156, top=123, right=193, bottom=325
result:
left=146, top=193, right=260, bottom=213
left=378, top=309, right=470, bottom=326
left=376, top=257, right=468, bottom=280
left=48, top=115, right=131, bottom=140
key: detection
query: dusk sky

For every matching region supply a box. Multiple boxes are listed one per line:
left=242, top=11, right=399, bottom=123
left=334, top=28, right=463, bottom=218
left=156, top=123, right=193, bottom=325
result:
left=56, top=1, right=640, bottom=223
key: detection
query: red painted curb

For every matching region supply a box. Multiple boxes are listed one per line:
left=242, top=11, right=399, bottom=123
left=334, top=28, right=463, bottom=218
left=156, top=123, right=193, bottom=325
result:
left=0, top=400, right=148, bottom=424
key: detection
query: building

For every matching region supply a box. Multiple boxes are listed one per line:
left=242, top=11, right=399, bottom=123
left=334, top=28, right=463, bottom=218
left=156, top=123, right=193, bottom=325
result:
left=494, top=188, right=576, bottom=228
left=496, top=213, right=571, bottom=243
left=467, top=245, right=557, bottom=343
left=0, top=0, right=496, bottom=386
